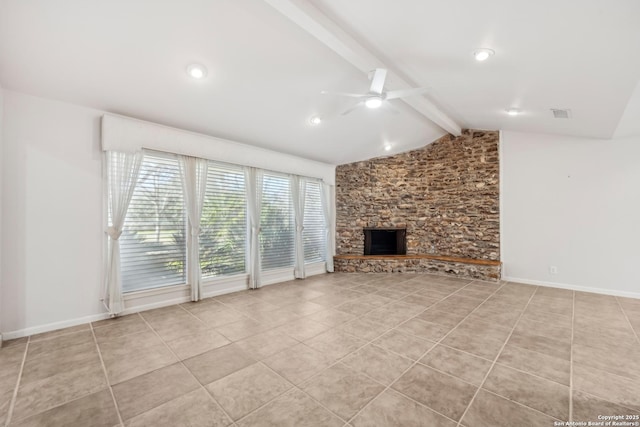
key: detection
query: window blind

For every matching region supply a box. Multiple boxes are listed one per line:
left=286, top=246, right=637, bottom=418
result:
left=120, top=153, right=186, bottom=292
left=113, top=151, right=329, bottom=293
left=303, top=180, right=326, bottom=263
left=260, top=173, right=295, bottom=270
left=200, top=162, right=247, bottom=277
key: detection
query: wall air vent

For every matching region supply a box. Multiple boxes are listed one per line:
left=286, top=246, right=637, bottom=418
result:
left=551, top=108, right=571, bottom=119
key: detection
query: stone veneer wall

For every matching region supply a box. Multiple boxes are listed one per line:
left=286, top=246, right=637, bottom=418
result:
left=332, top=258, right=499, bottom=279
left=335, top=129, right=500, bottom=279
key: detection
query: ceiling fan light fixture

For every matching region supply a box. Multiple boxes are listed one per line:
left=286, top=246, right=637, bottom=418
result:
left=473, top=48, right=494, bottom=62
left=187, top=63, right=207, bottom=79
left=365, top=96, right=383, bottom=109
left=309, top=116, right=322, bottom=125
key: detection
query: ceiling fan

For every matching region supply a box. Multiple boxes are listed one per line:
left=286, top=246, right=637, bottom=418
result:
left=322, top=68, right=428, bottom=115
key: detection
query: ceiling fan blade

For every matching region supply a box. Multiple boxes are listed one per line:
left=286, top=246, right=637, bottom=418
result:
left=369, top=68, right=387, bottom=95
left=340, top=102, right=364, bottom=115
left=385, top=87, right=429, bottom=100
left=321, top=90, right=365, bottom=98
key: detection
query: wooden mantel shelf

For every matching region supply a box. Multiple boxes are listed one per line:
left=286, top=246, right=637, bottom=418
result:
left=334, top=254, right=501, bottom=267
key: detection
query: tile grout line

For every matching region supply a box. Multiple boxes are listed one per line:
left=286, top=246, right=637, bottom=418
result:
left=182, top=294, right=310, bottom=345
left=3, top=336, right=30, bottom=427
left=572, top=388, right=638, bottom=414
left=480, top=329, right=571, bottom=363
left=389, top=300, right=572, bottom=373
left=400, top=346, right=574, bottom=424
left=178, top=297, right=295, bottom=349
left=4, top=275, right=624, bottom=426
left=28, top=328, right=89, bottom=343
left=191, top=299, right=302, bottom=343
left=345, top=280, right=509, bottom=425
left=233, top=278, right=478, bottom=426
left=415, top=346, right=572, bottom=388
left=365, top=387, right=460, bottom=426
left=7, top=286, right=540, bottom=427
left=293, top=277, right=454, bottom=345
left=235, top=362, right=351, bottom=426
left=0, top=276, right=490, bottom=426
left=350, top=280, right=506, bottom=423
left=292, top=280, right=471, bottom=424
left=237, top=362, right=306, bottom=424
left=260, top=288, right=435, bottom=422
left=396, top=290, right=567, bottom=392
left=403, top=299, right=573, bottom=390
left=208, top=292, right=317, bottom=343
left=304, top=279, right=474, bottom=369
left=218, top=277, right=409, bottom=424
left=90, top=321, right=125, bottom=427
left=479, top=388, right=564, bottom=422
left=91, top=277, right=381, bottom=426
left=569, top=290, right=575, bottom=422
left=455, top=285, right=540, bottom=427
left=177, top=301, right=214, bottom=325
left=136, top=311, right=239, bottom=427
left=8, top=326, right=148, bottom=426
left=615, top=296, right=640, bottom=345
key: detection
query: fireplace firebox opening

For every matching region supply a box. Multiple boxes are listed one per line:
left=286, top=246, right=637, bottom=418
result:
left=364, top=228, right=407, bottom=255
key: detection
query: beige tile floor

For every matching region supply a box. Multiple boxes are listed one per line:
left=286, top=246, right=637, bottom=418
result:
left=1, top=273, right=640, bottom=426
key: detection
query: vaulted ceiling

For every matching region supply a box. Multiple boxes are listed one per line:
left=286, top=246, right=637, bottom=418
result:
left=1, top=0, right=639, bottom=164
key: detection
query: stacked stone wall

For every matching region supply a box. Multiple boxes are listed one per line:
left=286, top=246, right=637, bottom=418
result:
left=334, top=129, right=500, bottom=280
left=333, top=257, right=500, bottom=280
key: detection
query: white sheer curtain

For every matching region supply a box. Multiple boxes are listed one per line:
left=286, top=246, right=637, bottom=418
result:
left=245, top=167, right=263, bottom=289
left=180, top=156, right=208, bottom=301
left=104, top=150, right=143, bottom=315
left=321, top=182, right=335, bottom=273
left=291, top=176, right=306, bottom=279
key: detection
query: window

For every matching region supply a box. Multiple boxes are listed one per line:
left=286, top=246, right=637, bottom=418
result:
left=260, top=173, right=295, bottom=270
left=200, top=162, right=247, bottom=277
left=112, top=150, right=329, bottom=293
left=303, top=180, right=326, bottom=263
left=120, top=153, right=186, bottom=292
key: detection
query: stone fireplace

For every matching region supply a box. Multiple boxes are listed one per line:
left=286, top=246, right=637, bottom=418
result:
left=333, top=130, right=501, bottom=281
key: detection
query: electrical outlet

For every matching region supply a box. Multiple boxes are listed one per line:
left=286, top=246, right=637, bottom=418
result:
left=549, top=266, right=558, bottom=275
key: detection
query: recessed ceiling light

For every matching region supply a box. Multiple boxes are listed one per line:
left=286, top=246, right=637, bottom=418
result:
left=309, top=116, right=322, bottom=125
left=187, top=63, right=207, bottom=79
left=365, top=96, right=383, bottom=109
left=384, top=143, right=392, bottom=151
left=506, top=108, right=520, bottom=116
left=473, top=48, right=495, bottom=62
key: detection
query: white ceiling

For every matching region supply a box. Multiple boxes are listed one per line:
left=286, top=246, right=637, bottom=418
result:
left=1, top=0, right=639, bottom=165
left=614, top=81, right=640, bottom=139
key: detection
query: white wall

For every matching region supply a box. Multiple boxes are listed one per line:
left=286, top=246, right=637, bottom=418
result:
left=501, top=130, right=640, bottom=297
left=0, top=85, right=4, bottom=345
left=1, top=91, right=106, bottom=335
left=0, top=91, right=336, bottom=337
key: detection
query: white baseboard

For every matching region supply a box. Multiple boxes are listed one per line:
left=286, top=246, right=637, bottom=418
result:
left=120, top=296, right=192, bottom=316
left=259, top=262, right=327, bottom=286
left=1, top=312, right=111, bottom=341
left=503, top=276, right=640, bottom=300
left=306, top=263, right=329, bottom=277
left=1, top=264, right=329, bottom=340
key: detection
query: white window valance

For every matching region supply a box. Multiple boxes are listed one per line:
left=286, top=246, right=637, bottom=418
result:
left=101, top=114, right=335, bottom=184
